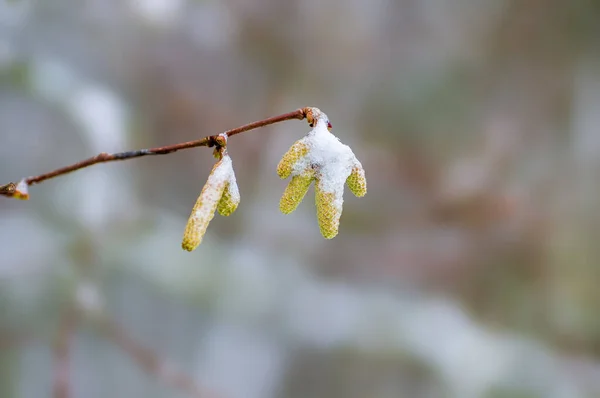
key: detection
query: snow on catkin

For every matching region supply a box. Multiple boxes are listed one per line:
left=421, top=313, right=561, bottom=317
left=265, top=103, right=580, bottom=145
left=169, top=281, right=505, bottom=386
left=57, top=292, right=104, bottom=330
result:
left=14, top=179, right=30, bottom=200
left=217, top=167, right=240, bottom=216
left=182, top=154, right=238, bottom=251
left=277, top=107, right=366, bottom=239
left=277, top=139, right=309, bottom=179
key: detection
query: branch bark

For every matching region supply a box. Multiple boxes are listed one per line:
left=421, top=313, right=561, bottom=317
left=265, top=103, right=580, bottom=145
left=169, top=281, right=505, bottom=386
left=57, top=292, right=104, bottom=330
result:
left=1, top=108, right=307, bottom=197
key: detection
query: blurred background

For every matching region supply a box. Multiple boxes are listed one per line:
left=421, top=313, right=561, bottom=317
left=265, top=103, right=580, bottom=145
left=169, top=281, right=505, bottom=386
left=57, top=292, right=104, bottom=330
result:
left=2, top=0, right=600, bottom=397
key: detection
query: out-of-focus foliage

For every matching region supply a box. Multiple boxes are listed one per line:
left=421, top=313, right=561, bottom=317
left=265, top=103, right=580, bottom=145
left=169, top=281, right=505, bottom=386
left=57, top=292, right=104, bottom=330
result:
left=1, top=0, right=600, bottom=397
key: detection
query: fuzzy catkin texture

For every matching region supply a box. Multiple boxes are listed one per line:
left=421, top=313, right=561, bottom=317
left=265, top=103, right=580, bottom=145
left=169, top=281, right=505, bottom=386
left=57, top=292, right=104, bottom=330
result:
left=277, top=140, right=309, bottom=179
left=346, top=164, right=367, bottom=197
left=315, top=181, right=341, bottom=239
left=182, top=155, right=236, bottom=251
left=280, top=171, right=314, bottom=214
left=217, top=178, right=240, bottom=216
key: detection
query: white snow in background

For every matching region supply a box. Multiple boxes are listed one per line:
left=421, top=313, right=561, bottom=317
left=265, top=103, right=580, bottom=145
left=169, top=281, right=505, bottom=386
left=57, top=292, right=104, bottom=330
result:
left=51, top=169, right=127, bottom=229
left=0, top=0, right=32, bottom=28
left=0, top=213, right=62, bottom=278
left=32, top=65, right=136, bottom=229
left=30, top=57, right=81, bottom=104
left=216, top=246, right=278, bottom=321
left=30, top=56, right=129, bottom=155
left=285, top=280, right=364, bottom=347
left=66, top=86, right=128, bottom=153
left=128, top=0, right=184, bottom=25
left=147, top=242, right=594, bottom=398
left=187, top=1, right=235, bottom=48
left=195, top=323, right=285, bottom=398
left=60, top=81, right=133, bottom=228
left=75, top=280, right=105, bottom=314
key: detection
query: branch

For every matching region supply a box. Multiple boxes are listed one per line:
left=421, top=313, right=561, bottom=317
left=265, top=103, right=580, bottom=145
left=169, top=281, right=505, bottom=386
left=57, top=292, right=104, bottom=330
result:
left=53, top=308, right=78, bottom=398
left=100, top=316, right=222, bottom=398
left=1, top=108, right=307, bottom=198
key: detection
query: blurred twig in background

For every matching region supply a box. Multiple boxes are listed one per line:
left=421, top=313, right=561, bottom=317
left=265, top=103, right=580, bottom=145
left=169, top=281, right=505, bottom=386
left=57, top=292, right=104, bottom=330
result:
left=53, top=307, right=78, bottom=398
left=48, top=305, right=222, bottom=398
left=100, top=316, right=221, bottom=398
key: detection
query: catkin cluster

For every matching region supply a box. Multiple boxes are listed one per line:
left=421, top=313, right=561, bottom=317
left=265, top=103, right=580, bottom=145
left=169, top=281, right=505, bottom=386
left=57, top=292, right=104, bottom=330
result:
left=181, top=108, right=366, bottom=250
left=277, top=108, right=366, bottom=239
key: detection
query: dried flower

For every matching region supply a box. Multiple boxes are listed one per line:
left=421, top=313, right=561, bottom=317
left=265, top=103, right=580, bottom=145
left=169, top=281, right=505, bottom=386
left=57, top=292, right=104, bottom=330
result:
left=277, top=107, right=366, bottom=238
left=182, top=147, right=239, bottom=251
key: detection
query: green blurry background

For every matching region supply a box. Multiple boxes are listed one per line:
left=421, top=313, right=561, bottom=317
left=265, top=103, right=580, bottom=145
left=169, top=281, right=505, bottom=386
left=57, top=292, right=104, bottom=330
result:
left=1, top=0, right=600, bottom=397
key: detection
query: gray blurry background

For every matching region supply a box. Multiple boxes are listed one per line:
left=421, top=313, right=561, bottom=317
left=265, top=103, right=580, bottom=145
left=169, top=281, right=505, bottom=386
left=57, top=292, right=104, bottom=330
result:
left=2, top=0, right=600, bottom=397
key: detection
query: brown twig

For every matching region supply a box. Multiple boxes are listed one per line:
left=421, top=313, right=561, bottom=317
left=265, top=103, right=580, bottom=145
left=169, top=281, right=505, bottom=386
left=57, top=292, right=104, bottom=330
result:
left=1, top=108, right=307, bottom=196
left=100, top=316, right=221, bottom=398
left=53, top=308, right=79, bottom=398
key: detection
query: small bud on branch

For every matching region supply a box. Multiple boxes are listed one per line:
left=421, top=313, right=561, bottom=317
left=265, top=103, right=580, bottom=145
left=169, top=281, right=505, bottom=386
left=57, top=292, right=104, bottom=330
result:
left=0, top=179, right=29, bottom=200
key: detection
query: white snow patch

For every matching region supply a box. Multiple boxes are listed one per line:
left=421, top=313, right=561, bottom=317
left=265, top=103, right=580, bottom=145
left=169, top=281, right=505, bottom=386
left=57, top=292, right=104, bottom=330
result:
left=129, top=0, right=183, bottom=25
left=290, top=112, right=361, bottom=213
left=66, top=86, right=128, bottom=153
left=226, top=169, right=240, bottom=204
left=194, top=154, right=239, bottom=218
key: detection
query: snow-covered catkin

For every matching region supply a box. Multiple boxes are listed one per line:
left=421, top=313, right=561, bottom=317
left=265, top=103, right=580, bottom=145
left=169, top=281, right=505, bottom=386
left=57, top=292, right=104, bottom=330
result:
left=315, top=182, right=342, bottom=239
left=276, top=107, right=366, bottom=239
left=277, top=140, right=309, bottom=179
left=182, top=159, right=229, bottom=252
left=280, top=172, right=314, bottom=214
left=346, top=165, right=367, bottom=197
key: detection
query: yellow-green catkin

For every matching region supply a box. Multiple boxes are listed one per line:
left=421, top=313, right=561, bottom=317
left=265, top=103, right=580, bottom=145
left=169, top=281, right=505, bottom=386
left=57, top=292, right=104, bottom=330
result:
left=182, top=162, right=227, bottom=252
left=315, top=183, right=341, bottom=239
left=346, top=166, right=367, bottom=197
left=217, top=182, right=240, bottom=216
left=277, top=141, right=309, bottom=179
left=280, top=172, right=314, bottom=214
